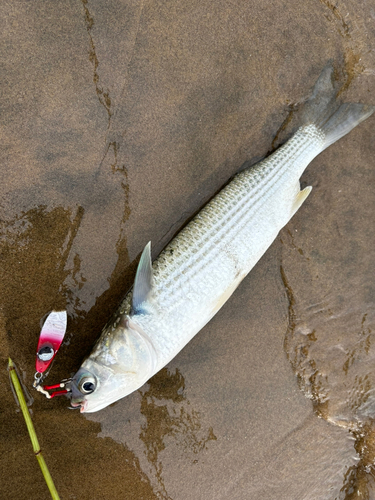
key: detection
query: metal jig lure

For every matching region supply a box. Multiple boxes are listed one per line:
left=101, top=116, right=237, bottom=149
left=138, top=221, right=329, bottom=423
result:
left=33, top=311, right=71, bottom=398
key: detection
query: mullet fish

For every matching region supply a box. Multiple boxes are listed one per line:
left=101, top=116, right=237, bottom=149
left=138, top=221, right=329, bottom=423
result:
left=70, top=65, right=374, bottom=412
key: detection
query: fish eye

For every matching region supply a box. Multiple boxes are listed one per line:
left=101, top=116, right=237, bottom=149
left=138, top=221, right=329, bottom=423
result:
left=78, top=375, right=97, bottom=394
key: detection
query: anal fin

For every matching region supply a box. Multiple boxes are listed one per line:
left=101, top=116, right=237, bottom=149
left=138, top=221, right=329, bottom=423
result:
left=291, top=186, right=312, bottom=216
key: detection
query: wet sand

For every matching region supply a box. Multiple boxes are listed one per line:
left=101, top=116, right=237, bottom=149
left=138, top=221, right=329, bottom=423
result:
left=1, top=0, right=375, bottom=498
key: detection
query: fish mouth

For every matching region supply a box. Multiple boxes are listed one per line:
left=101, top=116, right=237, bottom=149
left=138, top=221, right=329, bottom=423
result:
left=70, top=399, right=88, bottom=412
left=80, top=401, right=88, bottom=413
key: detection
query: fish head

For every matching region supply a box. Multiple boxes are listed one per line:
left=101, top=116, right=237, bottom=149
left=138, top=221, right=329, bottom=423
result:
left=70, top=316, right=157, bottom=413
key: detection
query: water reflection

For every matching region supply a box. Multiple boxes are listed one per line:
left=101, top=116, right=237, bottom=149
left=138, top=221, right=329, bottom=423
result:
left=89, top=367, right=217, bottom=499
left=339, top=423, right=375, bottom=500
left=280, top=185, right=375, bottom=500
left=0, top=205, right=83, bottom=366
left=139, top=368, right=217, bottom=497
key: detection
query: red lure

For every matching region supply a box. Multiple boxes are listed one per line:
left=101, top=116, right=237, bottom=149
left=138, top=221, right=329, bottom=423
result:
left=33, top=310, right=71, bottom=398
left=36, top=311, right=67, bottom=374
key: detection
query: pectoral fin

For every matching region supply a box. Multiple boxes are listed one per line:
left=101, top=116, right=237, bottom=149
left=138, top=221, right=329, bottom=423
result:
left=132, top=242, right=153, bottom=313
left=291, top=186, right=312, bottom=216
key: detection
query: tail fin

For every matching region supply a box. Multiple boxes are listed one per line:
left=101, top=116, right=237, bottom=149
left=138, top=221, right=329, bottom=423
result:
left=320, top=102, right=374, bottom=149
left=302, top=64, right=374, bottom=150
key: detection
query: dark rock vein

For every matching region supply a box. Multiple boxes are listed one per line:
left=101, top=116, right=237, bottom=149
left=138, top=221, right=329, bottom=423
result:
left=81, top=0, right=113, bottom=126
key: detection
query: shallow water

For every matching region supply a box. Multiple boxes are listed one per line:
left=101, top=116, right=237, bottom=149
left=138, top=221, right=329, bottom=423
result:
left=1, top=0, right=375, bottom=499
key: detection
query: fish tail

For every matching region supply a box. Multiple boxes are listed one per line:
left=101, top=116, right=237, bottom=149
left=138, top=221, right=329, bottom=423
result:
left=302, top=63, right=374, bottom=149
left=319, top=102, right=374, bottom=149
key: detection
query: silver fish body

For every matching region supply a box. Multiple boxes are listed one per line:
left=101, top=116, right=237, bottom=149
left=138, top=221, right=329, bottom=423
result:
left=132, top=126, right=319, bottom=366
left=70, top=66, right=374, bottom=412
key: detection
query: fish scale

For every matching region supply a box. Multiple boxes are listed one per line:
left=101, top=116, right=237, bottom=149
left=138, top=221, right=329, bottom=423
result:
left=129, top=125, right=325, bottom=370
left=152, top=125, right=323, bottom=304
left=70, top=65, right=375, bottom=412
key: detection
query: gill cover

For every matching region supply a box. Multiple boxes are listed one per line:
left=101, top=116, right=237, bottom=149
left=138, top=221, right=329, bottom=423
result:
left=71, top=315, right=157, bottom=412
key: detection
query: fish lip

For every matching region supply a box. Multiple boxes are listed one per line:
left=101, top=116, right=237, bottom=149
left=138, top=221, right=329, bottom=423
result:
left=70, top=400, right=85, bottom=410
left=79, top=400, right=88, bottom=413
left=70, top=400, right=88, bottom=412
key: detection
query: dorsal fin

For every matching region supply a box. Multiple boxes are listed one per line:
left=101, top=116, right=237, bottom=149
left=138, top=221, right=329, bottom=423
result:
left=132, top=242, right=153, bottom=314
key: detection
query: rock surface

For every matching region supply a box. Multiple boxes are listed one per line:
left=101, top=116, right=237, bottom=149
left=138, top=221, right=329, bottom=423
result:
left=1, top=1, right=375, bottom=498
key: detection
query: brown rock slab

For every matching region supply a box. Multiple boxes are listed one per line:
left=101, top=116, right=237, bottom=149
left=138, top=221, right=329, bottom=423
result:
left=1, top=0, right=375, bottom=499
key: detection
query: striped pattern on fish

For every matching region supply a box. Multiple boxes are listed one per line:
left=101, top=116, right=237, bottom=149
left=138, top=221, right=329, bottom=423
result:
left=69, top=64, right=374, bottom=413
left=138, top=125, right=324, bottom=367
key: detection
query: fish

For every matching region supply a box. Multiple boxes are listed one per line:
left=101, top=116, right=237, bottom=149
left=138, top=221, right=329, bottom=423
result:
left=70, top=64, right=374, bottom=413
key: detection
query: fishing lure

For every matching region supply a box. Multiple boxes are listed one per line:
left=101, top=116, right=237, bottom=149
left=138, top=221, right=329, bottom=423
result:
left=33, top=311, right=70, bottom=398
